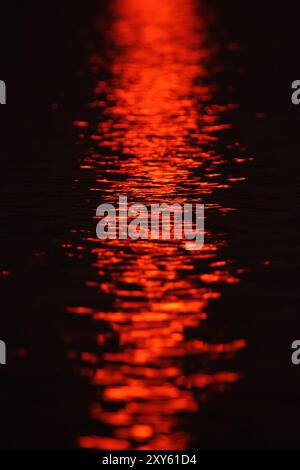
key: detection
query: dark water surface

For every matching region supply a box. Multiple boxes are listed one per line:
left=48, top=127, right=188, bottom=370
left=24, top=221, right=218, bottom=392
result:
left=0, top=0, right=300, bottom=449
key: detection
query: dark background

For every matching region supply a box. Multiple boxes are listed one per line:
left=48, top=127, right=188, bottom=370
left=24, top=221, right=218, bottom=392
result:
left=0, top=0, right=300, bottom=449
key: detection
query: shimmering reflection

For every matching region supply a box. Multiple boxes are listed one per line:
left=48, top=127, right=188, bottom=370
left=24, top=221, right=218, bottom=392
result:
left=65, top=0, right=250, bottom=450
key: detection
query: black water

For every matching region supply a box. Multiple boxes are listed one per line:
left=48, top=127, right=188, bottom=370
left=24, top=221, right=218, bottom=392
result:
left=0, top=0, right=300, bottom=449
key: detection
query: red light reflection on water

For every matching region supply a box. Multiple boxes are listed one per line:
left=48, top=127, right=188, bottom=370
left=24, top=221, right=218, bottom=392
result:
left=65, top=0, right=249, bottom=450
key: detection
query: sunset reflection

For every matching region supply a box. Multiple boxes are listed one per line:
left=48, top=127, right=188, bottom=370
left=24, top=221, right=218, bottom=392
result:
left=65, top=0, right=248, bottom=450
